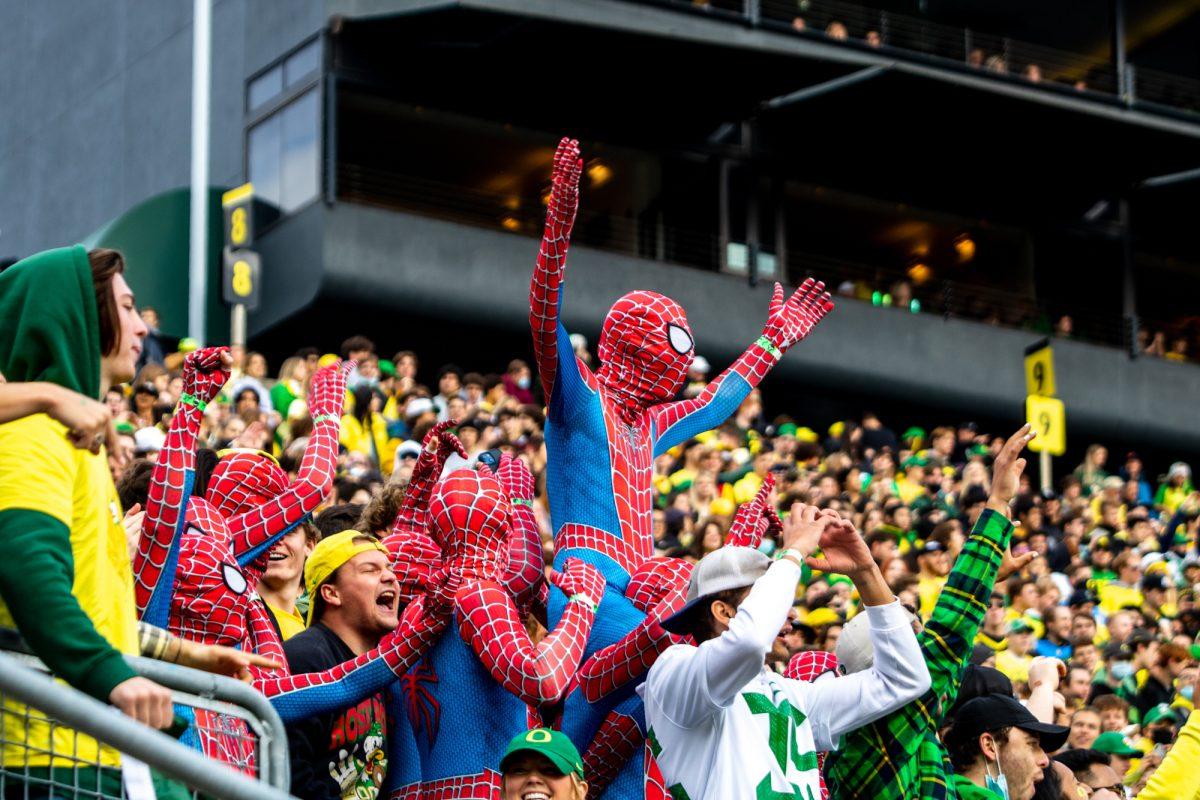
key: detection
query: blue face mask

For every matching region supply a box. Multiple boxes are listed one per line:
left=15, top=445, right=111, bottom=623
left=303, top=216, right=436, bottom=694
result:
left=1111, top=661, right=1135, bottom=680
left=516, top=376, right=531, bottom=390
left=985, top=746, right=1010, bottom=800
left=1182, top=685, right=1195, bottom=702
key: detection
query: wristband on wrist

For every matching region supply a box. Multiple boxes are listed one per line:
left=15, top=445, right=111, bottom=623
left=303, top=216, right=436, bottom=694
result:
left=777, top=548, right=805, bottom=567
left=755, top=335, right=782, bottom=360
left=568, top=593, right=597, bottom=612
left=178, top=392, right=207, bottom=412
left=312, top=413, right=340, bottom=425
left=511, top=497, right=534, bottom=508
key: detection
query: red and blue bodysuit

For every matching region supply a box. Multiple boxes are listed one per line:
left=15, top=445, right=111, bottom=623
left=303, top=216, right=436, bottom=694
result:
left=407, top=464, right=603, bottom=799
left=531, top=137, right=834, bottom=796
left=135, top=349, right=446, bottom=771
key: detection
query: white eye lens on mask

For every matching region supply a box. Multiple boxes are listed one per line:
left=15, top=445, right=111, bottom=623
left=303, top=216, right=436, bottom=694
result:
left=667, top=324, right=693, bottom=355
left=222, top=563, right=248, bottom=595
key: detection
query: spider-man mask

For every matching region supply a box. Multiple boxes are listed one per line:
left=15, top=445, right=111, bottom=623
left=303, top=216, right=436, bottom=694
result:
left=171, top=497, right=252, bottom=647
left=426, top=470, right=509, bottom=580
left=207, top=450, right=289, bottom=518
left=383, top=530, right=443, bottom=604
left=597, top=290, right=694, bottom=407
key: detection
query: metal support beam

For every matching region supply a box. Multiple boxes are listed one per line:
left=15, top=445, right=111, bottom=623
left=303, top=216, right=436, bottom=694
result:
left=1112, top=0, right=1130, bottom=105
left=1139, top=165, right=1200, bottom=190
left=188, top=0, right=211, bottom=344
left=1119, top=196, right=1138, bottom=359
left=760, top=64, right=890, bottom=111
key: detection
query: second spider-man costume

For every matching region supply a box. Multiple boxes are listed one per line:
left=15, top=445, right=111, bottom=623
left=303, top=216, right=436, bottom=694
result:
left=530, top=136, right=834, bottom=796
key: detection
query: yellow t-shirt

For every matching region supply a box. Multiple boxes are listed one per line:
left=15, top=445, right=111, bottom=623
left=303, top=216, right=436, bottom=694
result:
left=996, top=650, right=1034, bottom=684
left=1099, top=583, right=1144, bottom=616
left=267, top=602, right=306, bottom=641
left=918, top=574, right=947, bottom=619
left=0, top=414, right=138, bottom=767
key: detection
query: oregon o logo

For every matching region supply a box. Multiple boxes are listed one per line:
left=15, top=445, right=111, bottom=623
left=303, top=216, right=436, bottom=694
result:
left=526, top=729, right=552, bottom=743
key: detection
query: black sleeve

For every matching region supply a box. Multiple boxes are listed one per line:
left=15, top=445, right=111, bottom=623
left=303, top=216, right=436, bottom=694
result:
left=283, top=627, right=341, bottom=800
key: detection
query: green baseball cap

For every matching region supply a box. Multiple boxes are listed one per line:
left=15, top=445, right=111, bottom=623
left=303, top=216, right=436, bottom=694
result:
left=499, top=728, right=585, bottom=780
left=1142, top=703, right=1179, bottom=727
left=1091, top=731, right=1142, bottom=757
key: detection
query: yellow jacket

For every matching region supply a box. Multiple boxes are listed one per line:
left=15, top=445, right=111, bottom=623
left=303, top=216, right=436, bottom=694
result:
left=1137, top=708, right=1200, bottom=800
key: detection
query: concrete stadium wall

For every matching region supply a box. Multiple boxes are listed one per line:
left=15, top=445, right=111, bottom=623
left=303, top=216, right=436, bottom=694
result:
left=310, top=202, right=1200, bottom=451
left=0, top=0, right=323, bottom=261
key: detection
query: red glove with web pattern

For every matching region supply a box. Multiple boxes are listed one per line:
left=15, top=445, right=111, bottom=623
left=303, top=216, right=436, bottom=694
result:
left=760, top=278, right=835, bottom=354
left=548, top=557, right=605, bottom=612
left=307, top=359, right=353, bottom=420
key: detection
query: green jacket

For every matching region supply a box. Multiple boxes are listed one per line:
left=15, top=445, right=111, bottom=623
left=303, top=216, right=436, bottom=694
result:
left=951, top=774, right=1005, bottom=800
left=0, top=245, right=137, bottom=700
left=826, top=509, right=1014, bottom=800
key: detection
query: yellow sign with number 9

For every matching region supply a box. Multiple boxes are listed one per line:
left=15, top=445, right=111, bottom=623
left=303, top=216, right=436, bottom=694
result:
left=1025, top=395, right=1065, bottom=456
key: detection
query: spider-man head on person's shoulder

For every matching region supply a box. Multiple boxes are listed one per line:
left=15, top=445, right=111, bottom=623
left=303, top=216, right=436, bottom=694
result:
left=425, top=469, right=509, bottom=581
left=170, top=497, right=254, bottom=647
left=596, top=290, right=694, bottom=408
left=207, top=449, right=289, bottom=518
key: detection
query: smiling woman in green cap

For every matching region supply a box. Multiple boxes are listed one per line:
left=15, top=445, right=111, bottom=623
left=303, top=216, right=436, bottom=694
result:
left=499, top=727, right=588, bottom=800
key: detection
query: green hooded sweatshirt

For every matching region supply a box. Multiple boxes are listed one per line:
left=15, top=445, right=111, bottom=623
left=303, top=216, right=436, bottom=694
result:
left=0, top=245, right=137, bottom=702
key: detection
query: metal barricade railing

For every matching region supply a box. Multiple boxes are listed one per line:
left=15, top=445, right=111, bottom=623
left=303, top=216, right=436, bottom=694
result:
left=0, top=650, right=293, bottom=800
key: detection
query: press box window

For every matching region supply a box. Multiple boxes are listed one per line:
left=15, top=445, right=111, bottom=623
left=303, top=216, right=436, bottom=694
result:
left=248, top=89, right=319, bottom=212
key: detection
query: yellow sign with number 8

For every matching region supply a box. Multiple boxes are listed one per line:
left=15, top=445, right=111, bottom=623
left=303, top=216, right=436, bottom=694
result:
left=232, top=259, right=252, bottom=296
left=230, top=207, right=248, bottom=246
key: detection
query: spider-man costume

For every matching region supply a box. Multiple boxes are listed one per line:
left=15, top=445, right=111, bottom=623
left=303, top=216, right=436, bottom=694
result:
left=375, top=425, right=551, bottom=800
left=785, top=650, right=840, bottom=800
left=531, top=137, right=834, bottom=796
left=135, top=349, right=447, bottom=770
left=407, top=464, right=604, bottom=799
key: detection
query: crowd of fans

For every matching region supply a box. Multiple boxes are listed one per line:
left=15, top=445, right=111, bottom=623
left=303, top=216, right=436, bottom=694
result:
left=4, top=245, right=1200, bottom=800
left=100, top=313, right=1200, bottom=797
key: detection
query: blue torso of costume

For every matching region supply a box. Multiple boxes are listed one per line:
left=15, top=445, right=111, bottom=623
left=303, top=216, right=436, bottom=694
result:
left=411, top=615, right=533, bottom=790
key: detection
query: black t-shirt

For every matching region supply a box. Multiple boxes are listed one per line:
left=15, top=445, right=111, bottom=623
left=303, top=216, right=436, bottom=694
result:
left=284, top=623, right=390, bottom=800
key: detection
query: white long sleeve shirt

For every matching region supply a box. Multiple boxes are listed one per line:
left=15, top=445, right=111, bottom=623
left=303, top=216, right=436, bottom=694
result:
left=639, top=560, right=930, bottom=800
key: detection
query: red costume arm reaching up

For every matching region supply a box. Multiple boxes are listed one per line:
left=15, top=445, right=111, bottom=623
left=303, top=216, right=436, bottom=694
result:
left=136, top=347, right=230, bottom=625
left=392, top=420, right=465, bottom=537
left=227, top=360, right=351, bottom=564
left=530, top=137, right=588, bottom=406
left=486, top=454, right=545, bottom=612
left=650, top=279, right=834, bottom=455
left=457, top=557, right=604, bottom=706
left=725, top=474, right=775, bottom=549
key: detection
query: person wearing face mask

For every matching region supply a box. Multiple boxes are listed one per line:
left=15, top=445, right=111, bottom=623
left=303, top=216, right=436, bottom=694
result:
left=947, top=694, right=1069, bottom=800
left=498, top=728, right=588, bottom=800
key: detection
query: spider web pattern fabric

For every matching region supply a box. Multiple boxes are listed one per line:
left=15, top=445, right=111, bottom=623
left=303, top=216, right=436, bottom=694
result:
left=576, top=557, right=691, bottom=703
left=222, top=360, right=350, bottom=565
left=490, top=453, right=545, bottom=614
left=257, top=598, right=450, bottom=723
left=136, top=347, right=229, bottom=625
left=169, top=509, right=250, bottom=647
left=531, top=137, right=833, bottom=798
left=206, top=450, right=288, bottom=519
left=583, top=709, right=642, bottom=800
left=784, top=651, right=840, bottom=800
left=412, top=470, right=600, bottom=797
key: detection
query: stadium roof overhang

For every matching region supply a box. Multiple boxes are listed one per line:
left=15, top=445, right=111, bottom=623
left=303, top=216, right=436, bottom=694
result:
left=327, top=0, right=1200, bottom=235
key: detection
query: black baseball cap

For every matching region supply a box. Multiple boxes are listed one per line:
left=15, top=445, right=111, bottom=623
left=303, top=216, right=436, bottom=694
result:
left=946, top=694, right=1069, bottom=753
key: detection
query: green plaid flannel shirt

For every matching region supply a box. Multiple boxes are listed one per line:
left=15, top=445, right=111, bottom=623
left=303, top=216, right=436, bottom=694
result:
left=825, top=509, right=1013, bottom=800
